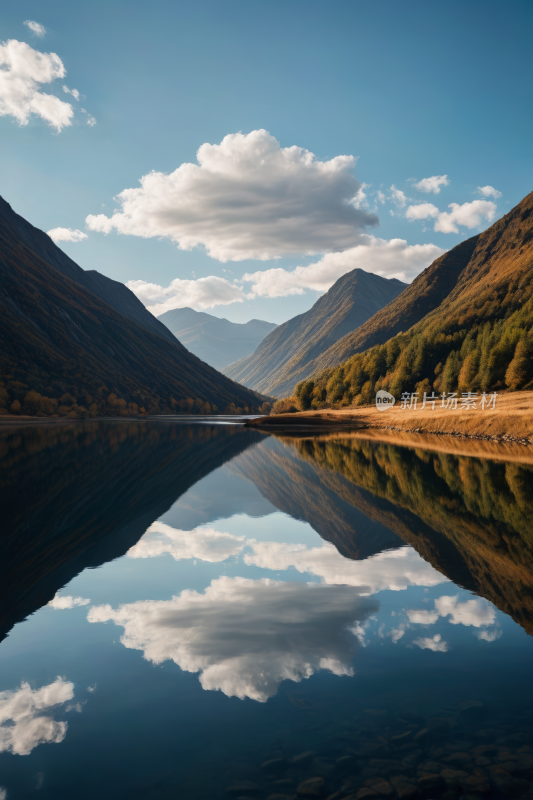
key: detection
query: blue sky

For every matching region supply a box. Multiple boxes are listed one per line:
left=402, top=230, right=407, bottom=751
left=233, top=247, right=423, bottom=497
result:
left=1, top=0, right=532, bottom=323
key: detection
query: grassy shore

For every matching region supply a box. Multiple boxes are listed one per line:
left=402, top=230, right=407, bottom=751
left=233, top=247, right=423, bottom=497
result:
left=246, top=390, right=533, bottom=444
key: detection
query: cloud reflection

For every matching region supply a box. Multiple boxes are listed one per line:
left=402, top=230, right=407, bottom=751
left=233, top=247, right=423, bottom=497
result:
left=413, top=634, right=448, bottom=652
left=244, top=541, right=448, bottom=592
left=0, top=678, right=74, bottom=755
left=127, top=522, right=246, bottom=563
left=88, top=577, right=378, bottom=702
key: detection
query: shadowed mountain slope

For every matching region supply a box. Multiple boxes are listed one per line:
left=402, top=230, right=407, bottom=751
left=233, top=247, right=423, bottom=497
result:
left=0, top=421, right=262, bottom=642
left=0, top=198, right=265, bottom=413
left=223, top=269, right=406, bottom=397
left=158, top=306, right=277, bottom=370
left=311, top=191, right=533, bottom=403
left=0, top=196, right=177, bottom=345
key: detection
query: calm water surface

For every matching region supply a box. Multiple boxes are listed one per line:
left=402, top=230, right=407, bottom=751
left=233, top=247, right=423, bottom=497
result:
left=1, top=421, right=532, bottom=799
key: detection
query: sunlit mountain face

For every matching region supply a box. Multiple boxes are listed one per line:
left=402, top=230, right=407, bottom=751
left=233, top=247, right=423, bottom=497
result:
left=0, top=421, right=532, bottom=799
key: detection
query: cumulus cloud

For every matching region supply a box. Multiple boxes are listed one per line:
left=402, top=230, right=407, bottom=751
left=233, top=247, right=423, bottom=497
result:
left=477, top=185, right=502, bottom=199
left=86, top=130, right=378, bottom=261
left=128, top=522, right=246, bottom=563
left=242, top=236, right=444, bottom=296
left=0, top=39, right=73, bottom=130
left=244, top=542, right=448, bottom=593
left=62, top=85, right=80, bottom=101
left=127, top=275, right=245, bottom=314
left=405, top=203, right=440, bottom=221
left=128, top=236, right=444, bottom=312
left=414, top=175, right=450, bottom=194
left=47, top=227, right=88, bottom=243
left=88, top=576, right=378, bottom=702
left=434, top=200, right=497, bottom=234
left=389, top=185, right=408, bottom=208
left=23, top=21, right=46, bottom=38
left=434, top=595, right=496, bottom=627
left=48, top=595, right=90, bottom=609
left=413, top=633, right=448, bottom=652
left=0, top=678, right=74, bottom=755
left=0, top=786, right=5, bottom=799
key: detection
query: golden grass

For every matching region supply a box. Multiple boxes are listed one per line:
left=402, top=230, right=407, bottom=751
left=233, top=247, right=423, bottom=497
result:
left=257, top=390, right=533, bottom=443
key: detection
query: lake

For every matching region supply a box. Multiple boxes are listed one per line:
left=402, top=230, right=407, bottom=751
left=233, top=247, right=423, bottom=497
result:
left=1, top=420, right=532, bottom=800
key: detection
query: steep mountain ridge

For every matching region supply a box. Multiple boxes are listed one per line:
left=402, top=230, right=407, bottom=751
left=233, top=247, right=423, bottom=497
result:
left=0, top=196, right=177, bottom=345
left=223, top=268, right=406, bottom=397
left=158, top=306, right=277, bottom=370
left=311, top=236, right=479, bottom=373
left=0, top=198, right=265, bottom=414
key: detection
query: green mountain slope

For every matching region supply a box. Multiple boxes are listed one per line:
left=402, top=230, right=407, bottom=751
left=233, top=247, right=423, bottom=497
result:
left=223, top=268, right=406, bottom=397
left=309, top=191, right=533, bottom=406
left=0, top=198, right=265, bottom=416
left=158, top=306, right=277, bottom=370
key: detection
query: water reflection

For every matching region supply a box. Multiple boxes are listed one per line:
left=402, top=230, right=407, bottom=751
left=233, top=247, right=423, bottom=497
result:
left=0, top=421, right=261, bottom=640
left=88, top=578, right=378, bottom=701
left=0, top=678, right=75, bottom=756
left=1, top=422, right=533, bottom=799
left=247, top=434, right=533, bottom=635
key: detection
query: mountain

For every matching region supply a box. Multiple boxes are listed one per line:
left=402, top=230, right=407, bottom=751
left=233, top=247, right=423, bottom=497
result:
left=223, top=268, right=407, bottom=397
left=0, top=196, right=178, bottom=345
left=0, top=197, right=265, bottom=416
left=0, top=421, right=262, bottom=643
left=310, top=191, right=533, bottom=404
left=157, top=307, right=277, bottom=370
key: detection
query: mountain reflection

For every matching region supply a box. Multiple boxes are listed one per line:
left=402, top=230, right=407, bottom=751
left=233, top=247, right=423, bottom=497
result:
left=0, top=421, right=262, bottom=642
left=265, top=434, right=533, bottom=635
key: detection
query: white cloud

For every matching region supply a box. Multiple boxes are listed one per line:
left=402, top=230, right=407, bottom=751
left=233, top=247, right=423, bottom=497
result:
left=389, top=185, right=408, bottom=207
left=88, top=576, right=378, bottom=702
left=47, top=227, right=88, bottom=243
left=128, top=522, right=246, bottom=563
left=244, top=542, right=448, bottom=593
left=477, top=185, right=502, bottom=199
left=0, top=39, right=73, bottom=131
left=0, top=678, right=74, bottom=755
left=407, top=608, right=439, bottom=624
left=0, top=787, right=6, bottom=799
left=127, top=275, right=245, bottom=314
left=85, top=113, right=96, bottom=127
left=405, top=203, right=440, bottom=221
left=476, top=628, right=502, bottom=642
left=413, top=633, right=448, bottom=652
left=62, top=85, right=80, bottom=101
left=434, top=595, right=496, bottom=627
left=86, top=129, right=378, bottom=262
left=434, top=200, right=497, bottom=234
left=23, top=21, right=46, bottom=38
left=414, top=175, right=450, bottom=194
left=242, top=236, right=445, bottom=295
left=375, top=190, right=386, bottom=205
left=48, top=595, right=90, bottom=609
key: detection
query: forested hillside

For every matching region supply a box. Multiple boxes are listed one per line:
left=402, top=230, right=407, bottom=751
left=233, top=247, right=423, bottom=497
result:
left=288, top=191, right=533, bottom=409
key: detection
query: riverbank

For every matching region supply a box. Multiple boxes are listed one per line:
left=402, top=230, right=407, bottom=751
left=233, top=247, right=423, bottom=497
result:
left=245, top=391, right=533, bottom=444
